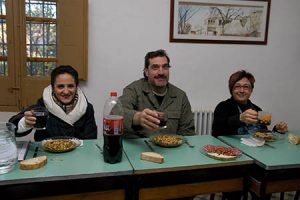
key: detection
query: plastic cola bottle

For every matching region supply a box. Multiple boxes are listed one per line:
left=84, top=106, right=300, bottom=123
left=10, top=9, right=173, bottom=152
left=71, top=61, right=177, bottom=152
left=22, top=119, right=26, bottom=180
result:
left=103, top=92, right=124, bottom=164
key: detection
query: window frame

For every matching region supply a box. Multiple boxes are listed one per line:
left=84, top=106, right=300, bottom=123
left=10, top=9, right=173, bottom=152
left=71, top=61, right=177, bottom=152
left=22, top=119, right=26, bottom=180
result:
left=0, top=0, right=88, bottom=111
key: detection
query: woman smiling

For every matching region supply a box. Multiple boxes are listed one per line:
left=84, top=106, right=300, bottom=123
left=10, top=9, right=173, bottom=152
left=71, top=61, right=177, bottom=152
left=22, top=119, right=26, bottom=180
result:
left=9, top=65, right=97, bottom=141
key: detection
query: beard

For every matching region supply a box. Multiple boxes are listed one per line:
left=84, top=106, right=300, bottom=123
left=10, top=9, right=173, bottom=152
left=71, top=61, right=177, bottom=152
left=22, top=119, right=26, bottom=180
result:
left=154, top=75, right=168, bottom=86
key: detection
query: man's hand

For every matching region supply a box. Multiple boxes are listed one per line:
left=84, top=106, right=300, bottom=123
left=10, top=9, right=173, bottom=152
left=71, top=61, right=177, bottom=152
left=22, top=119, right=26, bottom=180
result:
left=240, top=109, right=258, bottom=124
left=133, top=108, right=160, bottom=130
left=275, top=121, right=288, bottom=133
left=24, top=111, right=36, bottom=128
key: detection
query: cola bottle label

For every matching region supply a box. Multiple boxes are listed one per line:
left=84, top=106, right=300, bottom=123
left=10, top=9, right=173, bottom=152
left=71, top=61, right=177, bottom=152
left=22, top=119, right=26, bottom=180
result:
left=103, top=115, right=124, bottom=135
left=103, top=115, right=123, bottom=164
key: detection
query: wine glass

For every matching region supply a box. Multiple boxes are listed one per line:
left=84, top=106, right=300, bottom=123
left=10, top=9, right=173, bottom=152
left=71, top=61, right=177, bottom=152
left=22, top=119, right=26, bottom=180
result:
left=31, top=107, right=49, bottom=130
left=157, top=111, right=168, bottom=129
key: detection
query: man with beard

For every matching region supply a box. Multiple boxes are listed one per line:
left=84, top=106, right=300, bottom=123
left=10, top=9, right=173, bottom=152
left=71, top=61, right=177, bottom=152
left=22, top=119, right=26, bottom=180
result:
left=120, top=49, right=195, bottom=138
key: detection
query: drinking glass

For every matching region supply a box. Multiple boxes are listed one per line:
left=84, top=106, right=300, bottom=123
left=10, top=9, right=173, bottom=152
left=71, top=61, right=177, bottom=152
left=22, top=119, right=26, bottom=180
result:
left=157, top=112, right=168, bottom=129
left=32, top=107, right=49, bottom=130
left=258, top=111, right=272, bottom=126
left=0, top=122, right=17, bottom=174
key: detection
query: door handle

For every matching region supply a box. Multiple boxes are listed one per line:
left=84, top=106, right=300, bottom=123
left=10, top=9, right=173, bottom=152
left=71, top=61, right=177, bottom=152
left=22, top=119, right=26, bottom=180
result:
left=8, top=87, right=20, bottom=93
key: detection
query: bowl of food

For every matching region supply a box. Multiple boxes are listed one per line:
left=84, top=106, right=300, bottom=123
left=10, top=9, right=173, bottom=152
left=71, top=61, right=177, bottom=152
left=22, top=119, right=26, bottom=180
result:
left=42, top=137, right=78, bottom=153
left=248, top=129, right=278, bottom=142
left=202, top=145, right=242, bottom=161
left=150, top=134, right=184, bottom=147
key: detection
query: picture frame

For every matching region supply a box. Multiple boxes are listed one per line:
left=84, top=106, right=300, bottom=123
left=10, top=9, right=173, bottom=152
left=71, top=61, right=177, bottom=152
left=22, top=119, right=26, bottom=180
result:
left=170, top=0, right=271, bottom=45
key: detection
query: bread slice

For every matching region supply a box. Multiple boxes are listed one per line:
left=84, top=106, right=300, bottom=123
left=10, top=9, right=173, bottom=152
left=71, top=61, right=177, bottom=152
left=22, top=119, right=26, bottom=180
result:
left=20, top=156, right=47, bottom=170
left=140, top=152, right=164, bottom=163
left=288, top=134, right=300, bottom=145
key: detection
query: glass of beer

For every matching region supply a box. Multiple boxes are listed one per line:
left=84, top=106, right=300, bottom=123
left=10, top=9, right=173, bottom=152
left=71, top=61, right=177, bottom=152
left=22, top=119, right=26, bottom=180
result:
left=32, top=107, right=49, bottom=130
left=157, top=111, right=168, bottom=129
left=258, top=111, right=272, bottom=126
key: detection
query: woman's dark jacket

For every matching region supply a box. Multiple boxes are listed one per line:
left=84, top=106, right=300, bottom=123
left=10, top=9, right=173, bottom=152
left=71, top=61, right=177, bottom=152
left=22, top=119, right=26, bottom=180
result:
left=212, top=97, right=262, bottom=137
left=9, top=98, right=97, bottom=141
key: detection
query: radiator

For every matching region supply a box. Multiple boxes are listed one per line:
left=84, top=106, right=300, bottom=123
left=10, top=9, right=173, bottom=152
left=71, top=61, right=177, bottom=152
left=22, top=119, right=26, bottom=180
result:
left=193, top=110, right=214, bottom=135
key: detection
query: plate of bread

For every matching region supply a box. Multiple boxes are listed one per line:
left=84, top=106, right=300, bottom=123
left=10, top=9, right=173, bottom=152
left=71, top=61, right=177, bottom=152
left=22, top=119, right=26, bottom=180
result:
left=202, top=145, right=242, bottom=161
left=150, top=134, right=184, bottom=147
left=249, top=129, right=282, bottom=142
left=42, top=137, right=80, bottom=153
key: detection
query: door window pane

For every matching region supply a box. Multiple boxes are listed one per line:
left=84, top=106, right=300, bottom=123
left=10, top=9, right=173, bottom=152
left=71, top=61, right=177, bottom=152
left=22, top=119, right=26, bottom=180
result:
left=25, top=0, right=57, bottom=77
left=0, top=19, right=7, bottom=57
left=0, top=0, right=7, bottom=76
left=26, top=22, right=56, bottom=58
left=25, top=0, right=56, bottom=18
left=0, top=61, right=7, bottom=76
left=0, top=0, right=6, bottom=15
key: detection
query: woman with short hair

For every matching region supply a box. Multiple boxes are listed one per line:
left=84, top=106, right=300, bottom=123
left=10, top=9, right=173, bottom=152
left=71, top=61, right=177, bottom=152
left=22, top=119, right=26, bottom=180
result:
left=212, top=70, right=287, bottom=137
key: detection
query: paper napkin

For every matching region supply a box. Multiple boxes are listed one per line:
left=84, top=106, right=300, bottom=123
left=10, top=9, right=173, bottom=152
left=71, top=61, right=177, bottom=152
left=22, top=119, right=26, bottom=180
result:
left=241, top=137, right=265, bottom=147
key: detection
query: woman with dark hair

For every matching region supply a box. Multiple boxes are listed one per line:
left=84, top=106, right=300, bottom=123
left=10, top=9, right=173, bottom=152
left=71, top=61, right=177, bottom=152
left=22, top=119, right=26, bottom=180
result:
left=9, top=65, right=97, bottom=141
left=212, top=70, right=288, bottom=137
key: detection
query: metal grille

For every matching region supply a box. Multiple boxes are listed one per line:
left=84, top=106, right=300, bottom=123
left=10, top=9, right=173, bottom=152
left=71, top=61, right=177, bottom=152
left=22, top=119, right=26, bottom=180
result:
left=194, top=110, right=214, bottom=135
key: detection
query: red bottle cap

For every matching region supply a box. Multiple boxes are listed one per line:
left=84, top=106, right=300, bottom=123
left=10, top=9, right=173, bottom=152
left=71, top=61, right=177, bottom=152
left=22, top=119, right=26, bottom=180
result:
left=110, top=92, right=117, bottom=96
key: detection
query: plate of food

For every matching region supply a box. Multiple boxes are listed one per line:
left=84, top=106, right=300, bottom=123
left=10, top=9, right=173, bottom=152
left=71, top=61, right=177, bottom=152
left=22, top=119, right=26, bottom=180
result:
left=249, top=129, right=280, bottom=142
left=41, top=136, right=80, bottom=153
left=202, top=145, right=242, bottom=161
left=150, top=134, right=184, bottom=147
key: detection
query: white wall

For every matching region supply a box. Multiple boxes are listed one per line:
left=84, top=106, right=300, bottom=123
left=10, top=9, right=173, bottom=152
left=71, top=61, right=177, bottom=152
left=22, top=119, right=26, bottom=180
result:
left=0, top=112, right=33, bottom=141
left=1, top=0, right=300, bottom=138
left=81, top=0, right=300, bottom=135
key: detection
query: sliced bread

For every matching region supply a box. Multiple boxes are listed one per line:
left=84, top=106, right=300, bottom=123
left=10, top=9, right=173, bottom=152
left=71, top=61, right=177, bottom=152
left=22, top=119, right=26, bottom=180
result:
left=288, top=134, right=300, bottom=145
left=140, top=152, right=164, bottom=163
left=20, top=156, right=47, bottom=170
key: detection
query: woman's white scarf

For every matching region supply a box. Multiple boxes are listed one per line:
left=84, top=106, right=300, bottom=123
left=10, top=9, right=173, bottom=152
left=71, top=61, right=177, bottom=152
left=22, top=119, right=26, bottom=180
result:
left=43, top=85, right=88, bottom=126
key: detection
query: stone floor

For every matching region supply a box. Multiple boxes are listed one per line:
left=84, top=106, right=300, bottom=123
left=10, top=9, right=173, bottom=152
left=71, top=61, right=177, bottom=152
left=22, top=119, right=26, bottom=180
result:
left=193, top=191, right=298, bottom=200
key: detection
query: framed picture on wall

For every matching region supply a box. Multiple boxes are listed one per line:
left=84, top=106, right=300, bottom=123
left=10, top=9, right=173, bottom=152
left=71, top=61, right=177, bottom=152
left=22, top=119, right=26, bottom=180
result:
left=170, top=0, right=271, bottom=45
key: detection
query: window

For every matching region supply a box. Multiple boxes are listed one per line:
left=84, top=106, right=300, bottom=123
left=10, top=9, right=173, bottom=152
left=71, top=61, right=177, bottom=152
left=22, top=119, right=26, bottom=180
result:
left=0, top=0, right=7, bottom=76
left=26, top=0, right=57, bottom=76
left=0, top=0, right=88, bottom=111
